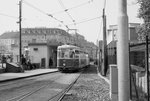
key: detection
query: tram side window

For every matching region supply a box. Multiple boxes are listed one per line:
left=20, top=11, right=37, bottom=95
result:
left=75, top=50, right=79, bottom=58
left=61, top=51, right=65, bottom=58
left=58, top=50, right=65, bottom=58
left=70, top=51, right=75, bottom=58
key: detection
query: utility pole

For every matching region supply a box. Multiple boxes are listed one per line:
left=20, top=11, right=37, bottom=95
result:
left=102, top=7, right=107, bottom=76
left=146, top=35, right=149, bottom=101
left=19, top=0, right=22, bottom=66
left=117, top=0, right=130, bottom=101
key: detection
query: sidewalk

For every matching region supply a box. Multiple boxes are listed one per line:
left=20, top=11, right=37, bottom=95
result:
left=0, top=68, right=58, bottom=82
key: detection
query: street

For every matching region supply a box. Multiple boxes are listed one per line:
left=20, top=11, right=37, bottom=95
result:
left=0, top=72, right=80, bottom=101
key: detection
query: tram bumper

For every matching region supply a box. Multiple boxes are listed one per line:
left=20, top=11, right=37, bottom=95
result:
left=58, top=66, right=77, bottom=71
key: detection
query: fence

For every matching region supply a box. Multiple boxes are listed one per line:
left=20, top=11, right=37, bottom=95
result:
left=106, top=41, right=149, bottom=100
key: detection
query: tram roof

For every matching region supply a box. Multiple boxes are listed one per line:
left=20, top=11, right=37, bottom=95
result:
left=57, top=44, right=80, bottom=50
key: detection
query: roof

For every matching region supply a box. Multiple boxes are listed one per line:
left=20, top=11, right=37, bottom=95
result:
left=57, top=44, right=80, bottom=50
left=0, top=31, right=19, bottom=39
left=0, top=28, right=70, bottom=39
left=22, top=27, right=70, bottom=36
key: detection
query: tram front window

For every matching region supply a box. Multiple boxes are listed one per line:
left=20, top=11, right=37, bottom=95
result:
left=58, top=49, right=79, bottom=59
left=59, top=49, right=70, bottom=59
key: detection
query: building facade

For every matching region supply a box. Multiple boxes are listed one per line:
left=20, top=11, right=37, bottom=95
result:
left=0, top=27, right=97, bottom=68
left=97, top=23, right=141, bottom=67
left=0, top=32, right=19, bottom=56
left=21, top=28, right=73, bottom=47
left=107, top=23, right=140, bottom=44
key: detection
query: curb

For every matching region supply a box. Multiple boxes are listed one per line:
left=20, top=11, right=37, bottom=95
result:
left=96, top=65, right=110, bottom=84
left=0, top=70, right=58, bottom=83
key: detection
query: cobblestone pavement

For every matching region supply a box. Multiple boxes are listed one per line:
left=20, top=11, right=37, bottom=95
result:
left=62, top=65, right=110, bottom=101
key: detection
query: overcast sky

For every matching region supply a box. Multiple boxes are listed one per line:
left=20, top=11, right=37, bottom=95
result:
left=0, top=0, right=142, bottom=44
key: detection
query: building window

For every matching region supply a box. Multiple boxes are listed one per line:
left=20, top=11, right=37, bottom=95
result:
left=33, top=48, right=38, bottom=51
left=113, top=30, right=117, bottom=40
left=32, top=39, right=36, bottom=43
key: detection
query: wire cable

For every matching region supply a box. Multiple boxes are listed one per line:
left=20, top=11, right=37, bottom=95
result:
left=0, top=13, right=18, bottom=19
left=97, top=17, right=103, bottom=40
left=67, top=16, right=102, bottom=26
left=23, top=1, right=68, bottom=29
left=52, top=0, right=93, bottom=15
left=57, top=0, right=76, bottom=26
left=23, top=1, right=47, bottom=15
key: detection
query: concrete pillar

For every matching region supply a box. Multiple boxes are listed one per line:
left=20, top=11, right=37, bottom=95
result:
left=117, top=0, right=130, bottom=101
left=143, top=74, right=147, bottom=93
left=110, top=64, right=118, bottom=101
left=136, top=72, right=140, bottom=87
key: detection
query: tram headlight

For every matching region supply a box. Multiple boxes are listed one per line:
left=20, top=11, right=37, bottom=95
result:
left=63, top=63, right=66, bottom=66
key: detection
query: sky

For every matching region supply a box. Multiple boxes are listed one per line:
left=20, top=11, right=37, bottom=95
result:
left=0, top=0, right=142, bottom=44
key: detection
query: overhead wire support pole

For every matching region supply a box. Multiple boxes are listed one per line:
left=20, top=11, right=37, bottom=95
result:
left=117, top=0, right=130, bottom=101
left=19, top=0, right=22, bottom=66
left=102, top=7, right=107, bottom=76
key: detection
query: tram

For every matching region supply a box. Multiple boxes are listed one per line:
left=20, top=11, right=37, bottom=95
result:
left=57, top=44, right=89, bottom=72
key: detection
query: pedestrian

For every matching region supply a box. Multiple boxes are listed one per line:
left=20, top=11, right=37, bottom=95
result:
left=21, top=55, right=26, bottom=65
left=21, top=54, right=27, bottom=70
left=27, top=59, right=32, bottom=70
left=49, top=57, right=53, bottom=68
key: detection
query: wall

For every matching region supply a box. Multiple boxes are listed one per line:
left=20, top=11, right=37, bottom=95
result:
left=107, top=23, right=139, bottom=45
left=29, top=44, right=48, bottom=68
left=129, top=27, right=138, bottom=43
left=12, top=46, right=19, bottom=63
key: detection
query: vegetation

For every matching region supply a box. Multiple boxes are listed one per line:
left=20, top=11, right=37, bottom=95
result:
left=0, top=44, right=8, bottom=53
left=137, top=0, right=150, bottom=42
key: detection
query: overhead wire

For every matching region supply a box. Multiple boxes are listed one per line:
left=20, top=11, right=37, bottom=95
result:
left=23, top=1, right=47, bottom=15
left=97, top=17, right=103, bottom=40
left=20, top=0, right=99, bottom=33
left=23, top=1, right=68, bottom=29
left=22, top=0, right=96, bottom=30
left=52, top=0, right=93, bottom=15
left=57, top=0, right=76, bottom=26
left=0, top=13, right=18, bottom=19
left=67, top=16, right=102, bottom=26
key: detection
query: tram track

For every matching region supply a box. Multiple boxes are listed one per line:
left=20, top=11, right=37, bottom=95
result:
left=3, top=72, right=81, bottom=101
left=5, top=73, right=64, bottom=101
left=54, top=72, right=81, bottom=101
left=0, top=72, right=58, bottom=89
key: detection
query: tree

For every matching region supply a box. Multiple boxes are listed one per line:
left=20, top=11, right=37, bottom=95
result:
left=0, top=44, right=8, bottom=53
left=137, top=0, right=150, bottom=42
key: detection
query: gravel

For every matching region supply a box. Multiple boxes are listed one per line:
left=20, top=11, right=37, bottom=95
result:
left=62, top=65, right=110, bottom=101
